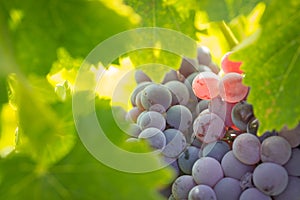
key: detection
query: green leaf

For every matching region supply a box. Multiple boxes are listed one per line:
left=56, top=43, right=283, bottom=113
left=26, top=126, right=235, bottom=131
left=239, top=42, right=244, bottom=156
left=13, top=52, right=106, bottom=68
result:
left=0, top=0, right=135, bottom=75
left=0, top=140, right=173, bottom=200
left=233, top=0, right=300, bottom=134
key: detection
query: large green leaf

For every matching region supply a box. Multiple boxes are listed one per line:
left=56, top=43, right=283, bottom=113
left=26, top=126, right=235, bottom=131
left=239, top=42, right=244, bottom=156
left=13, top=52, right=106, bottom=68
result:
left=0, top=0, right=135, bottom=76
left=233, top=0, right=300, bottom=134
left=0, top=140, right=173, bottom=200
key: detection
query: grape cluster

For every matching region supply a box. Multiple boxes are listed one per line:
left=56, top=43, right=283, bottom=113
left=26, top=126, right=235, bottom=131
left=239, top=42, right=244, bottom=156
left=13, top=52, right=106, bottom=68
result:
left=125, top=46, right=300, bottom=200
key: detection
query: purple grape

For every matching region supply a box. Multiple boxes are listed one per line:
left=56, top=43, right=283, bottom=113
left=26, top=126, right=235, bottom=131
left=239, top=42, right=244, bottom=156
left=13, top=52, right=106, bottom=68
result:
left=239, top=188, right=272, bottom=200
left=201, top=140, right=230, bottom=162
left=179, top=57, right=198, bottom=78
left=140, top=84, right=172, bottom=110
left=137, top=111, right=166, bottom=131
left=253, top=162, right=288, bottom=196
left=134, top=69, right=152, bottom=83
left=178, top=146, right=200, bottom=175
left=232, top=133, right=261, bottom=165
left=164, top=81, right=190, bottom=105
left=193, top=112, right=226, bottom=143
left=166, top=105, right=193, bottom=132
left=213, top=177, right=242, bottom=200
left=197, top=46, right=212, bottom=66
left=195, top=100, right=210, bottom=116
left=162, top=129, right=187, bottom=158
left=161, top=69, right=185, bottom=84
left=231, top=101, right=254, bottom=131
left=171, top=175, right=197, bottom=200
left=261, top=136, right=291, bottom=165
left=192, top=157, right=223, bottom=187
left=138, top=127, right=166, bottom=150
left=149, top=104, right=166, bottom=114
left=125, top=123, right=141, bottom=137
left=273, top=176, right=300, bottom=200
left=278, top=123, right=300, bottom=148
left=125, top=107, right=142, bottom=123
left=221, top=151, right=255, bottom=180
left=130, top=82, right=152, bottom=106
left=188, top=185, right=217, bottom=200
left=284, top=148, right=300, bottom=176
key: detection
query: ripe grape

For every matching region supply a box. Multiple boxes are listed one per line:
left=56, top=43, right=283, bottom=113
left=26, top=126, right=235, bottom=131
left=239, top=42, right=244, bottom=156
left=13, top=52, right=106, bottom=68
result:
left=220, top=52, right=243, bottom=74
left=232, top=133, right=261, bottom=165
left=197, top=46, right=212, bottom=66
left=130, top=81, right=152, bottom=106
left=278, top=123, right=300, bottom=148
left=164, top=81, right=190, bottom=105
left=125, top=123, right=141, bottom=137
left=166, top=105, right=193, bottom=132
left=188, top=185, right=217, bottom=200
left=239, top=188, right=272, bottom=200
left=149, top=104, right=166, bottom=114
left=138, top=127, right=166, bottom=150
left=192, top=71, right=220, bottom=100
left=179, top=57, right=198, bottom=78
left=273, top=176, right=300, bottom=200
left=193, top=112, right=225, bottom=143
left=209, top=96, right=235, bottom=127
left=134, top=69, right=152, bottom=83
left=221, top=151, right=255, bottom=180
left=195, top=100, right=209, bottom=116
left=284, top=148, right=300, bottom=176
left=162, top=129, right=187, bottom=158
left=201, top=140, right=230, bottom=162
left=219, top=72, right=249, bottom=103
left=141, top=84, right=172, bottom=110
left=137, top=111, right=166, bottom=131
left=261, top=136, right=291, bottom=165
left=231, top=101, right=254, bottom=131
left=162, top=69, right=185, bottom=84
left=192, top=157, right=223, bottom=187
left=253, top=162, right=288, bottom=196
left=177, top=146, right=200, bottom=174
left=125, top=107, right=142, bottom=123
left=171, top=175, right=196, bottom=200
left=213, top=177, right=242, bottom=200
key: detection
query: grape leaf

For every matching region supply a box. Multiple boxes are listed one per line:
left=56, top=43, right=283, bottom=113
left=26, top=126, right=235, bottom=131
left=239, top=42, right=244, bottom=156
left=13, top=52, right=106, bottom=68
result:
left=0, top=140, right=173, bottom=200
left=233, top=0, right=300, bottom=134
left=0, top=0, right=135, bottom=75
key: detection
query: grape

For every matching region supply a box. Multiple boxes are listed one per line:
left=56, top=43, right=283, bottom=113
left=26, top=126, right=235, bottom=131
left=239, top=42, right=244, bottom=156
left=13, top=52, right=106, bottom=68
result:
left=278, top=123, right=300, bottom=148
left=221, top=151, right=255, bottom=180
left=231, top=101, right=254, bottom=131
left=273, top=176, right=300, bottom=200
left=240, top=172, right=254, bottom=190
left=178, top=146, right=200, bottom=174
left=193, top=112, right=225, bottom=143
left=192, top=157, right=223, bottom=187
left=220, top=52, right=243, bottom=74
left=208, top=62, right=220, bottom=74
left=261, top=136, right=291, bottom=165
left=162, top=129, right=187, bottom=158
left=201, top=140, right=230, bottom=162
left=162, top=156, right=180, bottom=177
left=195, top=64, right=212, bottom=73
left=195, top=100, right=210, bottom=116
left=137, top=111, right=166, bottom=131
left=190, top=136, right=203, bottom=148
left=125, top=123, right=141, bottom=137
left=125, top=107, right=142, bottom=123
left=134, top=69, right=152, bottom=83
left=197, top=46, right=212, bottom=66
left=130, top=81, right=152, bottom=106
left=164, top=81, right=190, bottom=105
left=149, top=104, right=166, bottom=114
left=188, top=185, right=217, bottom=200
left=232, top=133, right=261, bottom=165
left=138, top=127, right=166, bottom=150
left=192, top=71, right=220, bottom=100
left=141, top=84, right=172, bottom=110
left=247, top=118, right=259, bottom=135
left=239, top=188, right=272, bottom=200
left=186, top=72, right=198, bottom=86
left=253, top=162, right=288, bottom=196
left=219, top=72, right=249, bottom=103
left=213, top=177, right=242, bottom=200
left=135, top=92, right=145, bottom=111
left=284, top=148, right=300, bottom=176
left=179, top=57, right=198, bottom=78
left=209, top=96, right=235, bottom=127
left=168, top=194, right=176, bottom=200
left=166, top=105, right=193, bottom=132
left=171, top=175, right=197, bottom=200
left=162, top=69, right=185, bottom=84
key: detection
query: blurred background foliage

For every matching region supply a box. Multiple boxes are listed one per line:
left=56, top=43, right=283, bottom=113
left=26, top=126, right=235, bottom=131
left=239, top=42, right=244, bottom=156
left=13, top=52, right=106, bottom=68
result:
left=2, top=0, right=298, bottom=199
